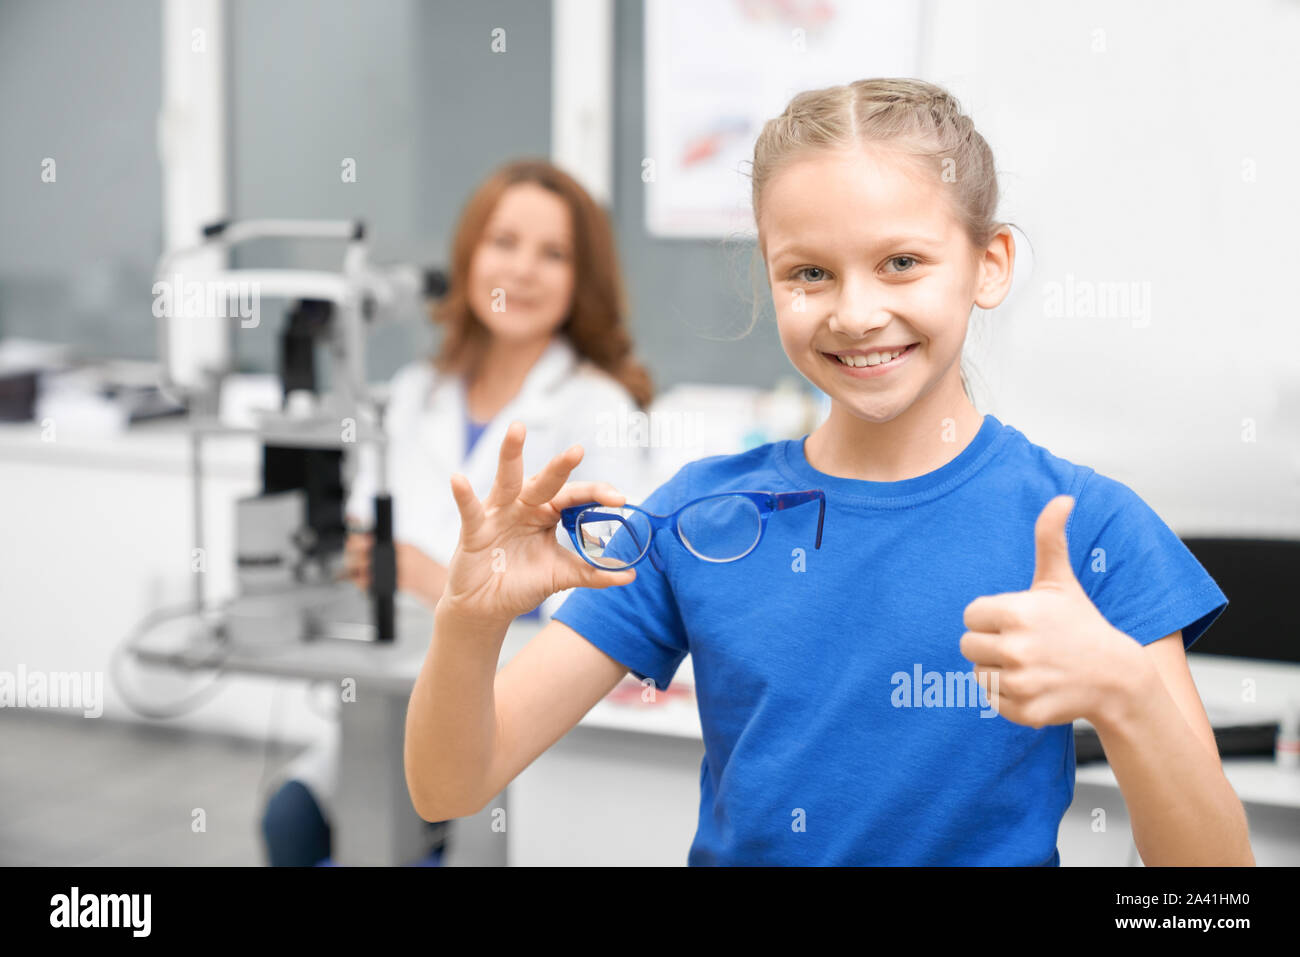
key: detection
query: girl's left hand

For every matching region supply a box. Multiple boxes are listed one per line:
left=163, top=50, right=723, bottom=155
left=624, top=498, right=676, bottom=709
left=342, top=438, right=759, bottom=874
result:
left=960, top=495, right=1145, bottom=729
left=395, top=541, right=449, bottom=609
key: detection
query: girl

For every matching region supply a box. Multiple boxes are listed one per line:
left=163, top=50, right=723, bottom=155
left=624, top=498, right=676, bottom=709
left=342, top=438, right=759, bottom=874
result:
left=262, top=158, right=654, bottom=866
left=405, top=80, right=1252, bottom=866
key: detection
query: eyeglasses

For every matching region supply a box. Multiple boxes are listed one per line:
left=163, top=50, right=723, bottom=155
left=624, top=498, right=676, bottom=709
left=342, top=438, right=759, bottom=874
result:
left=560, top=490, right=825, bottom=573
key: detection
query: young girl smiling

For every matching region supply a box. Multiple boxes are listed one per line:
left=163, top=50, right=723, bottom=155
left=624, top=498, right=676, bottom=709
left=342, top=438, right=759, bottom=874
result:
left=405, top=79, right=1252, bottom=866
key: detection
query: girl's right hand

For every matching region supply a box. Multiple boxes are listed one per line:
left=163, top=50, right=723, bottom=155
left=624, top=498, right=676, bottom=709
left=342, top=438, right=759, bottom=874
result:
left=441, top=420, right=637, bottom=627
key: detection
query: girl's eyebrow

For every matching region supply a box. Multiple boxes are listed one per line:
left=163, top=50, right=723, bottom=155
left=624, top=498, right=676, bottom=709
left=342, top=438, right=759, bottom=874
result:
left=769, top=233, right=947, bottom=263
left=871, top=233, right=947, bottom=248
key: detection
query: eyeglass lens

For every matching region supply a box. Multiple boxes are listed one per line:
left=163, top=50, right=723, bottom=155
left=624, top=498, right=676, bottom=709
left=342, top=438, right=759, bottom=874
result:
left=575, top=507, right=653, bottom=568
left=677, top=496, right=762, bottom=562
left=575, top=495, right=763, bottom=569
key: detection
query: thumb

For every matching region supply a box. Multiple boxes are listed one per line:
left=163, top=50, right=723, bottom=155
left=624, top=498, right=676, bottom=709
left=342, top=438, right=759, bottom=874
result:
left=555, top=553, right=638, bottom=594
left=1031, top=494, right=1076, bottom=589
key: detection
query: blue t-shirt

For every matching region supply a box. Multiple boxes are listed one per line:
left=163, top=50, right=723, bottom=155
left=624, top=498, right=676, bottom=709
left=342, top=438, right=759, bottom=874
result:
left=551, top=413, right=1228, bottom=866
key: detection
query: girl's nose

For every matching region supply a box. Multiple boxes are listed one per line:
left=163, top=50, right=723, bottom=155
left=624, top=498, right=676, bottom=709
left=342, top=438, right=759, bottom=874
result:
left=827, top=276, right=893, bottom=338
left=827, top=306, right=892, bottom=340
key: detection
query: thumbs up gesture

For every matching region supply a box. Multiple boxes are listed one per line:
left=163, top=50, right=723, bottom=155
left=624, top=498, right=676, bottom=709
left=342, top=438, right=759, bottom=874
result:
left=960, top=495, right=1143, bottom=729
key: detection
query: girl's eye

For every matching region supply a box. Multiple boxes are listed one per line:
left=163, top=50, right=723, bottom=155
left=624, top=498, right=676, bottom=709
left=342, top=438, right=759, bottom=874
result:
left=793, top=266, right=827, bottom=283
left=886, top=256, right=918, bottom=273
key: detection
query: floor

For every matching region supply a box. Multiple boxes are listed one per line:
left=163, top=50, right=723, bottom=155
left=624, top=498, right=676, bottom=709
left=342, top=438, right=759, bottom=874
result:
left=0, top=708, right=295, bottom=866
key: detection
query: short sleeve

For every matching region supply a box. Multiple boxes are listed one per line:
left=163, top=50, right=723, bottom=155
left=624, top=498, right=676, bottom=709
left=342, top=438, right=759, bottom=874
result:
left=1069, top=471, right=1228, bottom=651
left=549, top=461, right=694, bottom=691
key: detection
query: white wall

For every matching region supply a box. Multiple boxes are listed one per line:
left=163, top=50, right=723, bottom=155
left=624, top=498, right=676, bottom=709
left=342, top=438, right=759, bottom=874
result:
left=923, top=0, right=1300, bottom=535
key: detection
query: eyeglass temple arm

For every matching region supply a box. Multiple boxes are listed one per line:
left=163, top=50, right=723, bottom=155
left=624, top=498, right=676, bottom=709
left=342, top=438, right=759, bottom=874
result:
left=771, top=491, right=825, bottom=549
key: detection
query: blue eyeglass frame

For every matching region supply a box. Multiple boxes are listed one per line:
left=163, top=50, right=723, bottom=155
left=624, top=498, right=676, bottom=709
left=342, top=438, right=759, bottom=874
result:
left=560, top=489, right=825, bottom=573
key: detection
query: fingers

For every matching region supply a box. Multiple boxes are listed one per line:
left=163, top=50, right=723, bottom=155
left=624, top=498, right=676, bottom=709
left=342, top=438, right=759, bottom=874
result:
left=341, top=531, right=372, bottom=590
left=520, top=443, right=585, bottom=508
left=959, top=629, right=1007, bottom=668
left=548, top=481, right=628, bottom=514
left=971, top=665, right=1006, bottom=709
left=963, top=593, right=1019, bottom=633
left=449, top=471, right=487, bottom=539
left=342, top=558, right=370, bottom=591
left=448, top=422, right=627, bottom=546
left=1031, top=494, right=1076, bottom=590
left=344, top=534, right=371, bottom=563
left=554, top=553, right=638, bottom=593
left=484, top=421, right=527, bottom=510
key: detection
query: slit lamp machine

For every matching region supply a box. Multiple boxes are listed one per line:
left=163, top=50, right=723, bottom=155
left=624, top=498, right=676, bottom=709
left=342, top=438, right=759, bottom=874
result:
left=153, top=218, right=444, bottom=646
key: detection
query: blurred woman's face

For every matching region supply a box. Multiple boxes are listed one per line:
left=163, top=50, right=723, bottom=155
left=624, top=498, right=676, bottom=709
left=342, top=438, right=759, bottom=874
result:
left=468, top=182, right=576, bottom=345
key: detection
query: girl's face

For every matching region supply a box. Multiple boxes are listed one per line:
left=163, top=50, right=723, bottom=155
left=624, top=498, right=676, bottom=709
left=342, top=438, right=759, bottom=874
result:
left=761, top=146, right=1009, bottom=423
left=468, top=182, right=576, bottom=344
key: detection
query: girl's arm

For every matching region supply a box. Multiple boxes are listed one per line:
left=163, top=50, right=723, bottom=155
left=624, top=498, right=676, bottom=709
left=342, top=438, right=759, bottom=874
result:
left=1091, top=631, right=1255, bottom=866
left=403, top=421, right=638, bottom=821
left=963, top=495, right=1253, bottom=866
left=405, top=605, right=626, bottom=821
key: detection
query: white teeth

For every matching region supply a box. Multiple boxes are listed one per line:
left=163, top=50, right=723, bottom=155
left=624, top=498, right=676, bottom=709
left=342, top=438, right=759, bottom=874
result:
left=836, top=348, right=905, bottom=368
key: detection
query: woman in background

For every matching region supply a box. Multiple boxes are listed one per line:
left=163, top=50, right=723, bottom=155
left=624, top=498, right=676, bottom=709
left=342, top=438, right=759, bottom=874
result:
left=261, top=158, right=655, bottom=866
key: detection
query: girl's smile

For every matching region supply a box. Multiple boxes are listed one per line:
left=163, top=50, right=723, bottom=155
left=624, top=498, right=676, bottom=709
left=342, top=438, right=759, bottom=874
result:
left=822, top=341, right=920, bottom=377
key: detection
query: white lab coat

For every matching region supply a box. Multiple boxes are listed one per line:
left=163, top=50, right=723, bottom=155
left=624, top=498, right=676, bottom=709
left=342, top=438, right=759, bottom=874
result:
left=344, top=332, right=652, bottom=619
left=276, top=335, right=651, bottom=826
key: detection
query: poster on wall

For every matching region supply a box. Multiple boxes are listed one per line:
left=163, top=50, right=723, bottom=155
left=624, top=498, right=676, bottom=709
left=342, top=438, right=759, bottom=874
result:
left=644, top=0, right=924, bottom=239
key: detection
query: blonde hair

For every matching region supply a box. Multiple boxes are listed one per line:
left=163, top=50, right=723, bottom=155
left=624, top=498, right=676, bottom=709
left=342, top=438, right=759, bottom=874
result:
left=745, top=77, right=1011, bottom=407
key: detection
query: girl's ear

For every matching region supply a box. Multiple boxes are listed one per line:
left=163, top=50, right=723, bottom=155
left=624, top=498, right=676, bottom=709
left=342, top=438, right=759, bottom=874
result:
left=973, top=226, right=1016, bottom=311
